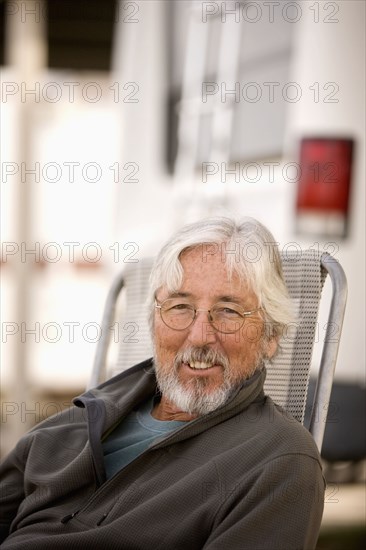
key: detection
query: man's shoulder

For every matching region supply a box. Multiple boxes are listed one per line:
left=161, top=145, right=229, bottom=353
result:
left=214, top=393, right=321, bottom=463
left=241, top=394, right=320, bottom=458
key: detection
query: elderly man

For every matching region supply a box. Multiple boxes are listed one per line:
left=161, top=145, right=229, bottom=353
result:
left=0, top=217, right=325, bottom=549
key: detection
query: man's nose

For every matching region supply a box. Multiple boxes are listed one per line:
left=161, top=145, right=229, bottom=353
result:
left=186, top=310, right=217, bottom=346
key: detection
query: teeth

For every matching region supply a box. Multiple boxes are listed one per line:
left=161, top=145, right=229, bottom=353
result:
left=189, top=361, right=212, bottom=370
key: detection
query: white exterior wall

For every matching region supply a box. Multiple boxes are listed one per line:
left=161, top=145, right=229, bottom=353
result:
left=284, top=0, right=365, bottom=382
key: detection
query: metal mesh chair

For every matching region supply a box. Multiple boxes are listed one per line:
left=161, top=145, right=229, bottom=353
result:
left=88, top=251, right=347, bottom=451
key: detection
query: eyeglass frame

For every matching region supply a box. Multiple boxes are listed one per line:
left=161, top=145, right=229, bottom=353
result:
left=154, top=297, right=262, bottom=334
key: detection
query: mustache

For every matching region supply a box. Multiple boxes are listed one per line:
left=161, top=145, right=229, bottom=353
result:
left=174, top=346, right=229, bottom=369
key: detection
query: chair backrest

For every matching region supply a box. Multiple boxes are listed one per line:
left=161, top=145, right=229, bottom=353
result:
left=88, top=250, right=347, bottom=451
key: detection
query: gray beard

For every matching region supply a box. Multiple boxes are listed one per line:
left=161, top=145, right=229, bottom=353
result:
left=153, top=346, right=264, bottom=416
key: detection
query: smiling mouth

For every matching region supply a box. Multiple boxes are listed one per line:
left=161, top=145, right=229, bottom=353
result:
left=183, top=361, right=221, bottom=370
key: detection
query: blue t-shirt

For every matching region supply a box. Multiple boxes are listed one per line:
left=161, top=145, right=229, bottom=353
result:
left=102, top=397, right=187, bottom=479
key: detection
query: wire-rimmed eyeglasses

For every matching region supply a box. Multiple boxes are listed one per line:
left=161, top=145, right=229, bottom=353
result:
left=155, top=298, right=261, bottom=334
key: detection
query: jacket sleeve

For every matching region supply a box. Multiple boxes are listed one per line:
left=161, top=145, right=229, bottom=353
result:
left=203, top=453, right=325, bottom=550
left=0, top=435, right=29, bottom=543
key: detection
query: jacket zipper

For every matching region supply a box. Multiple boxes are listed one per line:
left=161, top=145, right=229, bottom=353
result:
left=59, top=442, right=164, bottom=526
left=59, top=402, right=222, bottom=525
left=61, top=510, right=80, bottom=524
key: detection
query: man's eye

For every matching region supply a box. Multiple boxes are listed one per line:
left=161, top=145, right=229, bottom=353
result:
left=216, top=307, right=242, bottom=316
left=169, top=303, right=191, bottom=311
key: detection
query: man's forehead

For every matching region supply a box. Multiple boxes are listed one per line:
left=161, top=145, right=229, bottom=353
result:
left=179, top=245, right=241, bottom=278
left=179, top=243, right=224, bottom=263
left=159, top=246, right=256, bottom=300
left=164, top=289, right=253, bottom=304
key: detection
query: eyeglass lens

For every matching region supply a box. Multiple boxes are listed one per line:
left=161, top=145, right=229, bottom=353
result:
left=159, top=299, right=248, bottom=333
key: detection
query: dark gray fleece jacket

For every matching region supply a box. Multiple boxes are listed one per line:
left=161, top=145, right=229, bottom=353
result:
left=0, top=359, right=325, bottom=549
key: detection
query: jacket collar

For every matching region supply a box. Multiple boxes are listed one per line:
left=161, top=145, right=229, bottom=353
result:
left=73, top=360, right=266, bottom=484
left=74, top=358, right=266, bottom=442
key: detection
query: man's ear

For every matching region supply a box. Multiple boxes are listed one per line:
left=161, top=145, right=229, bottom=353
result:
left=266, top=337, right=278, bottom=360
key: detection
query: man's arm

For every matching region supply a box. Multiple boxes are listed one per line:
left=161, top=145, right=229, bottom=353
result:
left=0, top=437, right=29, bottom=543
left=203, top=453, right=325, bottom=550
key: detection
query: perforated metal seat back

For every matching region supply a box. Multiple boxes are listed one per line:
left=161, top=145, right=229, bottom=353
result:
left=112, top=257, right=154, bottom=377
left=265, top=250, right=327, bottom=422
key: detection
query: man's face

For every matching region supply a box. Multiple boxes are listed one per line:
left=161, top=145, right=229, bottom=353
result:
left=153, top=245, right=275, bottom=416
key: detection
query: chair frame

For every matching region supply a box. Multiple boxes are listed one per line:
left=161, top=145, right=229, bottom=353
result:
left=308, top=256, right=347, bottom=449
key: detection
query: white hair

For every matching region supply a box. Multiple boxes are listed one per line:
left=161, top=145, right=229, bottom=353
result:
left=148, top=216, right=294, bottom=341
